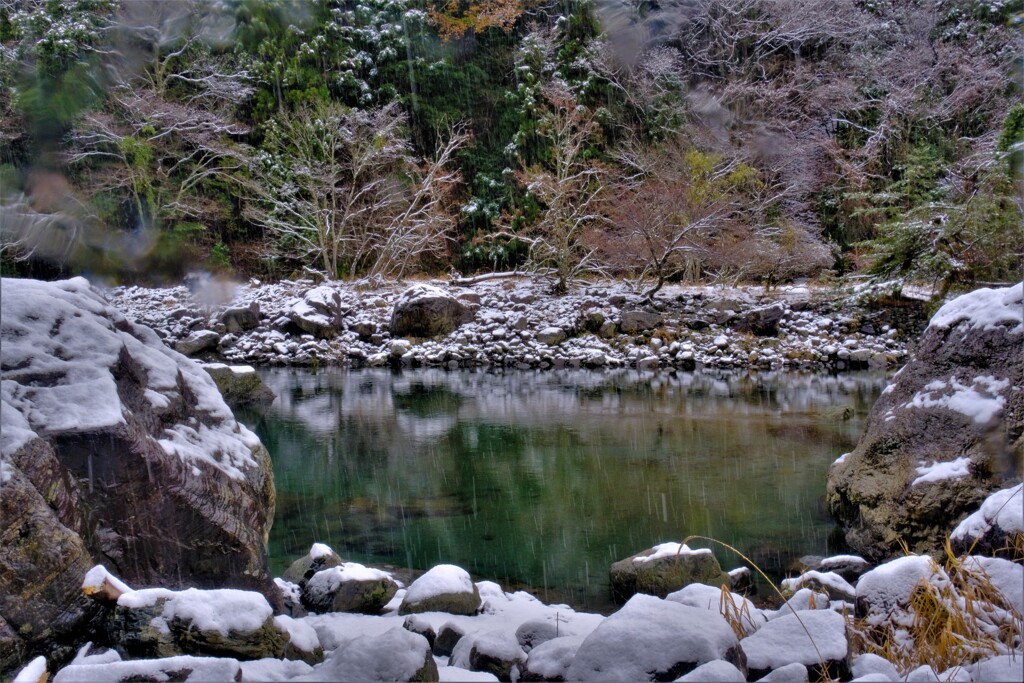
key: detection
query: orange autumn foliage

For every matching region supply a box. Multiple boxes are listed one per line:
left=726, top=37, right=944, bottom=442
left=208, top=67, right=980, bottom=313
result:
left=427, top=0, right=524, bottom=41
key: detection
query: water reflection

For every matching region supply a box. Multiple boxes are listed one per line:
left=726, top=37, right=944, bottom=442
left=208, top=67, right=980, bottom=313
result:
left=237, top=368, right=888, bottom=612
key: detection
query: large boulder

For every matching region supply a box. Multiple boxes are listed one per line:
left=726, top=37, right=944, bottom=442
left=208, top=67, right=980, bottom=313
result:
left=826, top=283, right=1023, bottom=561
left=949, top=485, right=1024, bottom=557
left=390, top=285, right=474, bottom=338
left=618, top=310, right=663, bottom=334
left=565, top=594, right=745, bottom=681
left=0, top=278, right=276, bottom=676
left=609, top=543, right=731, bottom=603
left=221, top=302, right=260, bottom=334
left=726, top=303, right=785, bottom=337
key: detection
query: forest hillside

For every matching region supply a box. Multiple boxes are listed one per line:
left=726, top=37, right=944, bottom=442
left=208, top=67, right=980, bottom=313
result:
left=1, top=0, right=1021, bottom=293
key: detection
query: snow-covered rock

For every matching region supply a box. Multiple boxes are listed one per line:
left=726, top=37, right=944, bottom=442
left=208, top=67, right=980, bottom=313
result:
left=520, top=635, right=585, bottom=682
left=450, top=629, right=526, bottom=680
left=565, top=594, right=744, bottom=681
left=0, top=278, right=275, bottom=676
left=854, top=555, right=945, bottom=619
left=301, top=563, right=399, bottom=614
left=950, top=484, right=1024, bottom=557
left=828, top=282, right=1023, bottom=561
left=666, top=583, right=765, bottom=635
left=299, top=626, right=436, bottom=682
left=676, top=659, right=747, bottom=681
left=399, top=564, right=482, bottom=616
left=52, top=655, right=242, bottom=683
left=390, top=285, right=473, bottom=338
left=740, top=608, right=850, bottom=680
left=609, top=542, right=730, bottom=603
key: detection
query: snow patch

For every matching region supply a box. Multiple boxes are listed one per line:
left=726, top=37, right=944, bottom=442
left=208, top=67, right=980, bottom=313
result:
left=912, top=456, right=972, bottom=486
left=82, top=565, right=132, bottom=594
left=632, top=542, right=712, bottom=564
left=928, top=282, right=1023, bottom=335
left=12, top=656, right=47, bottom=683
left=904, top=375, right=1009, bottom=424
left=117, top=587, right=272, bottom=635
left=309, top=542, right=335, bottom=560
left=404, top=564, right=475, bottom=604
left=951, top=484, right=1024, bottom=542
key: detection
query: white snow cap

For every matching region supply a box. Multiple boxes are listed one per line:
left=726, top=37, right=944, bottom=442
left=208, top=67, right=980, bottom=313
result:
left=951, top=484, right=1024, bottom=543
left=928, top=282, right=1023, bottom=335
left=12, top=656, right=47, bottom=683
left=309, top=542, right=335, bottom=560
left=117, top=587, right=272, bottom=635
left=81, top=565, right=133, bottom=594
left=633, top=542, right=712, bottom=563
left=0, top=278, right=261, bottom=479
left=404, top=564, right=475, bottom=603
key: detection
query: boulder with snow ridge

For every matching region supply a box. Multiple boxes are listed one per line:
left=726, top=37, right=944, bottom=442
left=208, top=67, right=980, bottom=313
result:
left=281, top=543, right=344, bottom=585
left=390, top=285, right=473, bottom=338
left=827, top=283, right=1023, bottom=561
left=609, top=542, right=731, bottom=603
left=0, top=278, right=276, bottom=676
left=398, top=564, right=482, bottom=615
left=221, top=301, right=260, bottom=334
left=565, top=594, right=745, bottom=681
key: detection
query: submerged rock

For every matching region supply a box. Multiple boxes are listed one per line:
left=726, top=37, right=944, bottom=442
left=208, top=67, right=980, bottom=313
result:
left=0, top=278, right=276, bottom=676
left=827, top=283, right=1023, bottom=561
left=202, top=363, right=276, bottom=407
left=609, top=542, right=731, bottom=603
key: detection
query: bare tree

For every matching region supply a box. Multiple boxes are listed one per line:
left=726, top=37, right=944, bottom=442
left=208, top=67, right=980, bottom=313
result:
left=514, top=82, right=609, bottom=293
left=243, top=101, right=467, bottom=279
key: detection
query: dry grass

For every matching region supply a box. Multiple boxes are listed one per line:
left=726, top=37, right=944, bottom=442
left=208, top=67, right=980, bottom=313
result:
left=850, top=538, right=1024, bottom=676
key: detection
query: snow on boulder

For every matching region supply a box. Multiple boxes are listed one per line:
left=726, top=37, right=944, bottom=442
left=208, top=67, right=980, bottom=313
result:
left=390, top=285, right=473, bottom=338
left=11, top=656, right=47, bottom=683
left=173, top=329, right=220, bottom=356
left=781, top=570, right=856, bottom=602
left=740, top=608, right=850, bottom=680
left=520, top=635, right=586, bottom=682
left=450, top=629, right=527, bottom=680
left=950, top=484, right=1023, bottom=557
left=299, top=626, right=437, bottom=682
left=274, top=614, right=323, bottom=665
left=301, top=562, right=399, bottom=614
left=202, top=363, right=275, bottom=407
left=399, top=564, right=482, bottom=616
left=108, top=587, right=287, bottom=661
left=827, top=282, right=1023, bottom=561
left=854, top=555, right=946, bottom=620
left=960, top=556, right=1023, bottom=614
left=286, top=286, right=345, bottom=338
left=609, top=542, right=730, bottom=603
left=282, top=543, right=344, bottom=585
left=565, top=594, right=744, bottom=681
left=0, top=277, right=275, bottom=676
left=965, top=654, right=1024, bottom=683
left=52, top=655, right=242, bottom=683
left=666, top=583, right=766, bottom=635
left=676, top=659, right=747, bottom=682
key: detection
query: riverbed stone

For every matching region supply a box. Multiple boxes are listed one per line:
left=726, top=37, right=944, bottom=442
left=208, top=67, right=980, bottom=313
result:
left=390, top=285, right=473, bottom=338
left=288, top=286, right=345, bottom=338
left=52, top=655, right=243, bottom=683
left=609, top=545, right=731, bottom=603
left=221, top=302, right=260, bottom=334
left=827, top=283, right=1023, bottom=561
left=451, top=630, right=527, bottom=681
left=727, top=303, right=785, bottom=337
left=282, top=545, right=344, bottom=585
left=174, top=329, right=221, bottom=355
left=619, top=310, right=663, bottom=334
left=520, top=635, right=585, bottom=682
left=536, top=327, right=568, bottom=346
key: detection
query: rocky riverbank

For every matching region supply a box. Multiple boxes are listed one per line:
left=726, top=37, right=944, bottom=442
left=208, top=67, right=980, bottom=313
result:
left=103, top=276, right=927, bottom=373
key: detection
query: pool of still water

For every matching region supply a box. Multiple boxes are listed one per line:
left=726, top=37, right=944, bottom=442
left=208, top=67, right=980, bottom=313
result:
left=236, top=367, right=887, bottom=613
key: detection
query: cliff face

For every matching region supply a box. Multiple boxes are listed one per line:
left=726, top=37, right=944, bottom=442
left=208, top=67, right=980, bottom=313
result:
left=0, top=277, right=276, bottom=673
left=827, top=283, right=1024, bottom=561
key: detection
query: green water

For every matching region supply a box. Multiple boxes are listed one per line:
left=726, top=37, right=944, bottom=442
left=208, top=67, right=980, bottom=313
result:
left=237, top=368, right=887, bottom=612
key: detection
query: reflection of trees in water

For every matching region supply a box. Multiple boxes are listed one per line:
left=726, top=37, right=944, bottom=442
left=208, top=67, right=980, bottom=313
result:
left=243, top=368, right=887, bottom=611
